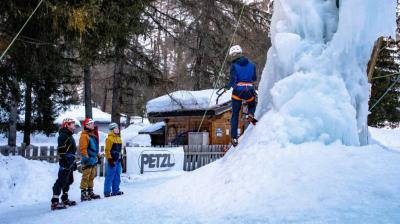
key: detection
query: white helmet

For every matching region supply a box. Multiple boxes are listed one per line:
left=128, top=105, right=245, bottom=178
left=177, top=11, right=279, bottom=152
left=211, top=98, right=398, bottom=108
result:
left=229, top=45, right=243, bottom=56
left=62, top=118, right=75, bottom=127
left=109, top=122, right=118, bottom=130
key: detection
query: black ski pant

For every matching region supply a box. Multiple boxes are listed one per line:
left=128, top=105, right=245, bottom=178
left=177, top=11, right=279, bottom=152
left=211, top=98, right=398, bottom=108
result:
left=52, top=169, right=74, bottom=203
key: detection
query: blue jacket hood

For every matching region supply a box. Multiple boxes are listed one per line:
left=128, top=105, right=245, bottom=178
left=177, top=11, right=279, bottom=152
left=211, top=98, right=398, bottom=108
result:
left=234, top=56, right=249, bottom=66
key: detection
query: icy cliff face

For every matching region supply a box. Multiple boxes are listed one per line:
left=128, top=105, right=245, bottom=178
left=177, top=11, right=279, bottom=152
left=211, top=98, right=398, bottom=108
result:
left=256, top=0, right=396, bottom=145
left=141, top=2, right=400, bottom=222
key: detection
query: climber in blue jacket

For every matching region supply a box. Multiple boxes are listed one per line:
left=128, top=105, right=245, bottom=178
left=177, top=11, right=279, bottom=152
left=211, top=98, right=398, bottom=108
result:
left=224, top=45, right=258, bottom=147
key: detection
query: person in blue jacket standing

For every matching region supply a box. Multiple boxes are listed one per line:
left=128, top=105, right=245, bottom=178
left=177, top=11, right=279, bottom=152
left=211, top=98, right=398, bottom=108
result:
left=104, top=122, right=124, bottom=197
left=224, top=45, right=258, bottom=147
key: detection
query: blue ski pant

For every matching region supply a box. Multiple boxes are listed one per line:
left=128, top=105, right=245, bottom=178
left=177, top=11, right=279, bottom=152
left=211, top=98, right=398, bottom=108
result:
left=231, top=86, right=257, bottom=138
left=104, top=161, right=122, bottom=194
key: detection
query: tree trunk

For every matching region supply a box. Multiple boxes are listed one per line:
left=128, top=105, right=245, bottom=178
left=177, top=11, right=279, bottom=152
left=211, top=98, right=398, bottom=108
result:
left=84, top=66, right=93, bottom=119
left=126, top=114, right=131, bottom=127
left=102, top=87, right=108, bottom=112
left=8, top=80, right=18, bottom=147
left=23, top=80, right=32, bottom=146
left=111, top=49, right=123, bottom=126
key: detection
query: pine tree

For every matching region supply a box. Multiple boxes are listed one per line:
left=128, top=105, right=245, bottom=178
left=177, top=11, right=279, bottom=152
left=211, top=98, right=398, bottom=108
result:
left=96, top=0, right=158, bottom=125
left=144, top=0, right=271, bottom=91
left=0, top=0, right=80, bottom=145
left=368, top=37, right=400, bottom=128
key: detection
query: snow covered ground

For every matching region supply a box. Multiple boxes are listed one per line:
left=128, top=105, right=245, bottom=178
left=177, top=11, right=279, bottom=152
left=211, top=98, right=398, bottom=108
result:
left=369, top=127, right=400, bottom=150
left=0, top=128, right=399, bottom=224
left=0, top=122, right=151, bottom=147
left=1, top=0, right=399, bottom=223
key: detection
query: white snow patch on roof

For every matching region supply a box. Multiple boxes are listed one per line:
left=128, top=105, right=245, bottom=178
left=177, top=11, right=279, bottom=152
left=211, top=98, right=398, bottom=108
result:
left=55, top=105, right=126, bottom=124
left=146, top=89, right=232, bottom=113
left=139, top=122, right=165, bottom=133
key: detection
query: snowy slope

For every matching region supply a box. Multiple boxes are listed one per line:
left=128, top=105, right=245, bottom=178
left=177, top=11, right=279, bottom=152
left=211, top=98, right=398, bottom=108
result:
left=370, top=127, right=400, bottom=150
left=1, top=141, right=400, bottom=223
left=146, top=143, right=400, bottom=223
left=0, top=155, right=102, bottom=207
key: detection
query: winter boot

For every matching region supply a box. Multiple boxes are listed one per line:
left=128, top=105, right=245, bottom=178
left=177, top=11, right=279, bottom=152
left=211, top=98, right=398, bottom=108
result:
left=104, top=192, right=113, bottom=198
left=231, top=138, right=238, bottom=147
left=81, top=190, right=91, bottom=201
left=51, top=202, right=67, bottom=210
left=61, top=192, right=77, bottom=206
left=112, top=191, right=124, bottom=196
left=246, top=114, right=258, bottom=125
left=88, top=188, right=101, bottom=199
left=63, top=199, right=77, bottom=206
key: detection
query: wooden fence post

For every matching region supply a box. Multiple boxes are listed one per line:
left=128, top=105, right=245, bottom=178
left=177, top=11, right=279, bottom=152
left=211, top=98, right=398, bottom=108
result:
left=49, top=146, right=55, bottom=163
left=39, top=146, right=47, bottom=161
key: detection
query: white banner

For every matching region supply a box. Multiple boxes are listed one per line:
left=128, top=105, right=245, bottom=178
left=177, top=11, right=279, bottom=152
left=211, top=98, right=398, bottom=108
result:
left=126, top=147, right=184, bottom=174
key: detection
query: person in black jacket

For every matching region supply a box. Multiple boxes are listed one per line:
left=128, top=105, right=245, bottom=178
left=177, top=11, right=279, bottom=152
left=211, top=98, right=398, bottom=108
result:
left=51, top=118, right=78, bottom=210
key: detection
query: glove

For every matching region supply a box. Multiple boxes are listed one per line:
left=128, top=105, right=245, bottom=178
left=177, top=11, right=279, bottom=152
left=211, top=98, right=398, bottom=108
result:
left=108, top=158, right=115, bottom=167
left=88, top=157, right=96, bottom=165
left=81, top=156, right=89, bottom=164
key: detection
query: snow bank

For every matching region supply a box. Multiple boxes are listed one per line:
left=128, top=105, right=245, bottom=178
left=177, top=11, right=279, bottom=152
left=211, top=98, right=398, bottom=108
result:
left=370, top=127, right=400, bottom=150
left=55, top=105, right=127, bottom=124
left=0, top=156, right=99, bottom=207
left=147, top=143, right=400, bottom=222
left=0, top=156, right=58, bottom=205
left=121, top=124, right=151, bottom=146
left=256, top=0, right=396, bottom=146
left=146, top=89, right=232, bottom=113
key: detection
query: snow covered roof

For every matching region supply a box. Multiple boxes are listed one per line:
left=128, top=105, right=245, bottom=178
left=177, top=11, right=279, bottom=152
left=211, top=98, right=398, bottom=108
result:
left=146, top=89, right=232, bottom=114
left=55, top=105, right=126, bottom=124
left=139, top=122, right=165, bottom=134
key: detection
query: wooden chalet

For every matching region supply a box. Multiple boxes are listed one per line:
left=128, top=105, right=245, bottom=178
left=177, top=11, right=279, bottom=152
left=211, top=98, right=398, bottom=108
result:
left=140, top=90, right=248, bottom=146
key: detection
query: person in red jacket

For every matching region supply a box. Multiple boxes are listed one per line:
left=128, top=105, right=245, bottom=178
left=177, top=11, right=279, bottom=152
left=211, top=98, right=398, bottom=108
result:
left=79, top=118, right=101, bottom=201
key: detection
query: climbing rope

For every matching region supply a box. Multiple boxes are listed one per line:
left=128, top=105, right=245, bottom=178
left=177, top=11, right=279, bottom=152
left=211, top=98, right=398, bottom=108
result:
left=197, top=2, right=246, bottom=132
left=371, top=72, right=400, bottom=80
left=369, top=76, right=400, bottom=112
left=0, top=0, right=44, bottom=61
